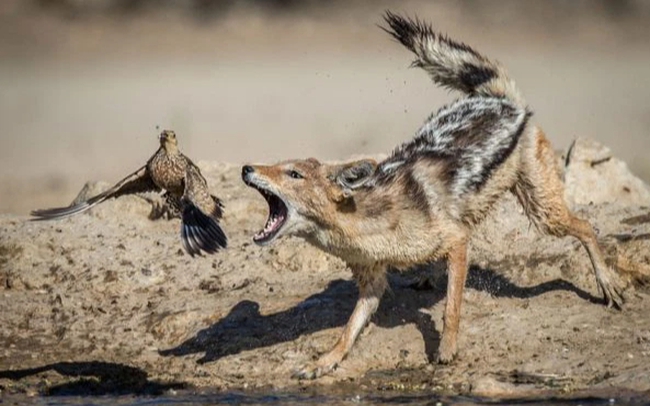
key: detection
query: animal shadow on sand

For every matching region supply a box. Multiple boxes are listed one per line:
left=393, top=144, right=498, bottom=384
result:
left=0, top=361, right=186, bottom=396
left=160, top=258, right=602, bottom=364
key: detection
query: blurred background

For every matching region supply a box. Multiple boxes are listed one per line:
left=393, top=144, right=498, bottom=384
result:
left=1, top=0, right=649, bottom=214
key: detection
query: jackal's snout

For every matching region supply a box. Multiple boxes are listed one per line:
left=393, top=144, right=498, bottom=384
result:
left=241, top=165, right=255, bottom=184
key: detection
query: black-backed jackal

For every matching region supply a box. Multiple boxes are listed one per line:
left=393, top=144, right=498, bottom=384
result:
left=242, top=12, right=626, bottom=379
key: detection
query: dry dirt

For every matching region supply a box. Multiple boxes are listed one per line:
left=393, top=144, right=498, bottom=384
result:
left=1, top=138, right=650, bottom=400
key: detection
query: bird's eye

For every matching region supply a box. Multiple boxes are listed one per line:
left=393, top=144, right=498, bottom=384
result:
left=288, top=170, right=303, bottom=179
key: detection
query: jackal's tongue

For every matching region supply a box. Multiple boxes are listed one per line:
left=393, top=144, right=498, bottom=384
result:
left=254, top=211, right=286, bottom=242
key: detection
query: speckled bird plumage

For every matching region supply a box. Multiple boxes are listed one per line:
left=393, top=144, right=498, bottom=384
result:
left=31, top=130, right=227, bottom=256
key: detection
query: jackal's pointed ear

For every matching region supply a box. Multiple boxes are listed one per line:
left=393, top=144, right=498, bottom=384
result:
left=333, top=159, right=377, bottom=189
left=327, top=159, right=377, bottom=203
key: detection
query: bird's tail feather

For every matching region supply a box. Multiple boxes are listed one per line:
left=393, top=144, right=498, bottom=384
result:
left=181, top=200, right=228, bottom=256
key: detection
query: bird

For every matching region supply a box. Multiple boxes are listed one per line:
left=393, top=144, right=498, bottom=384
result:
left=31, top=130, right=227, bottom=256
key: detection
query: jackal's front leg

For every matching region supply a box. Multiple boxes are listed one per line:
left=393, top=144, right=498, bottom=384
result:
left=437, top=239, right=468, bottom=364
left=293, top=265, right=387, bottom=380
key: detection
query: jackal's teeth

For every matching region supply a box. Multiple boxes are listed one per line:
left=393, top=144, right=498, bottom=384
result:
left=254, top=211, right=286, bottom=242
left=250, top=186, right=289, bottom=244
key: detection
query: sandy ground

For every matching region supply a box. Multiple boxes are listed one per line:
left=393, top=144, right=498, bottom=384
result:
left=1, top=138, right=650, bottom=400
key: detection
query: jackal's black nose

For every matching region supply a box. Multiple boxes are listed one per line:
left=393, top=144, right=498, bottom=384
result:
left=242, top=165, right=255, bottom=179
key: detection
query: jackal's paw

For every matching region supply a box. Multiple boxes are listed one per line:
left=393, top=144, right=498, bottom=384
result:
left=436, top=338, right=458, bottom=364
left=599, top=283, right=625, bottom=310
left=435, top=350, right=458, bottom=365
left=598, top=271, right=626, bottom=310
left=292, top=358, right=339, bottom=380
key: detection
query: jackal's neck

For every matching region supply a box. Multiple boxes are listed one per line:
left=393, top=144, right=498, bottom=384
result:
left=302, top=188, right=400, bottom=263
left=304, top=181, right=450, bottom=268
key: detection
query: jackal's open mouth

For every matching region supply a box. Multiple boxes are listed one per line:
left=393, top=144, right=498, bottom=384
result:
left=252, top=188, right=288, bottom=245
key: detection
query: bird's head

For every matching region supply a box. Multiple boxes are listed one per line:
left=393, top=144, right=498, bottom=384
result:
left=159, top=129, right=179, bottom=151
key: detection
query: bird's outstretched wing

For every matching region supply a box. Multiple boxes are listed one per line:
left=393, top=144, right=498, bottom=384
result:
left=31, top=165, right=159, bottom=220
left=178, top=163, right=227, bottom=256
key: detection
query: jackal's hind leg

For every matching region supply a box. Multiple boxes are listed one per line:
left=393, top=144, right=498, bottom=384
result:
left=293, top=265, right=387, bottom=380
left=512, top=128, right=625, bottom=308
left=437, top=239, right=469, bottom=364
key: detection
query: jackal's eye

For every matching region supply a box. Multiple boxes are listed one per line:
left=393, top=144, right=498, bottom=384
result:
left=288, top=170, right=303, bottom=179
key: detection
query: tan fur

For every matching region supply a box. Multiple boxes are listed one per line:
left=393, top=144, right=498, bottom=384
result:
left=246, top=120, right=625, bottom=379
left=242, top=15, right=627, bottom=379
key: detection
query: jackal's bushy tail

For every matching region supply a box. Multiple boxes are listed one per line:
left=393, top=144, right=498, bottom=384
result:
left=382, top=11, right=525, bottom=107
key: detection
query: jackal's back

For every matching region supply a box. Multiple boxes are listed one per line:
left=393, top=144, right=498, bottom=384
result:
left=374, top=97, right=530, bottom=199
